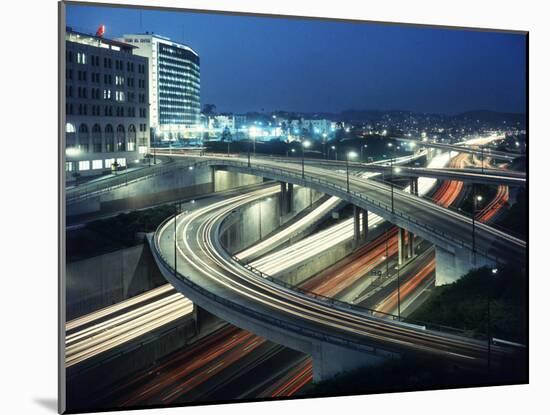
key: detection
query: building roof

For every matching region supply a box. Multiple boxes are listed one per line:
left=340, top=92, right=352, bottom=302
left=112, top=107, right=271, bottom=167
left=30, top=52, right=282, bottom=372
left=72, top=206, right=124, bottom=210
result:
left=122, top=32, right=199, bottom=57
left=66, top=27, right=137, bottom=52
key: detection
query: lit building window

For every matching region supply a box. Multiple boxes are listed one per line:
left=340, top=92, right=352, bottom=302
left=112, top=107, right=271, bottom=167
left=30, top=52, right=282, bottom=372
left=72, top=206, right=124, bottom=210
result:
left=116, top=158, right=127, bottom=167
left=138, top=146, right=148, bottom=154
left=66, top=123, right=76, bottom=133
left=104, top=158, right=115, bottom=169
left=65, top=162, right=73, bottom=172
left=78, top=160, right=90, bottom=171
left=92, top=160, right=103, bottom=170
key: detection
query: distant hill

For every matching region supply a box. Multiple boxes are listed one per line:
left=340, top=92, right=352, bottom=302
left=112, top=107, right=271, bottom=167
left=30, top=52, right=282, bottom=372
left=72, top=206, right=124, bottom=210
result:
left=453, top=110, right=526, bottom=125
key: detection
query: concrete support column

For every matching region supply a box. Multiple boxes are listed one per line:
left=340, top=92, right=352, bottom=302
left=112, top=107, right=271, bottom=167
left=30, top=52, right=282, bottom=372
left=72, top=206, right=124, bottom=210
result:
left=408, top=232, right=415, bottom=258
left=311, top=342, right=389, bottom=383
left=210, top=166, right=216, bottom=192
left=435, top=246, right=494, bottom=286
left=410, top=177, right=419, bottom=196
left=361, top=208, right=369, bottom=241
left=287, top=183, right=294, bottom=213
left=398, top=228, right=405, bottom=265
left=279, top=181, right=287, bottom=216
left=353, top=205, right=361, bottom=247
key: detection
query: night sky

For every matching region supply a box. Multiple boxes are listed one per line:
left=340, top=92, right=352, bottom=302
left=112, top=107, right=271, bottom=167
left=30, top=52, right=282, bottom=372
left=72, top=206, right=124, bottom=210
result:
left=66, top=4, right=526, bottom=115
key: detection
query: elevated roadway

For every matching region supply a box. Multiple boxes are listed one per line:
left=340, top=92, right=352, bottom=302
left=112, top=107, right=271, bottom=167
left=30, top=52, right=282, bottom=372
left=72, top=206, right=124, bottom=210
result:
left=175, top=155, right=525, bottom=265
left=150, top=182, right=516, bottom=381
left=394, top=137, right=521, bottom=161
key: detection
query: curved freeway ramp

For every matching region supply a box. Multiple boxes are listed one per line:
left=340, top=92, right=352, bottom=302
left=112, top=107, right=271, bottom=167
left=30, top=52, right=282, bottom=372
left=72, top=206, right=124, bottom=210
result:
left=150, top=187, right=516, bottom=381
left=179, top=155, right=525, bottom=265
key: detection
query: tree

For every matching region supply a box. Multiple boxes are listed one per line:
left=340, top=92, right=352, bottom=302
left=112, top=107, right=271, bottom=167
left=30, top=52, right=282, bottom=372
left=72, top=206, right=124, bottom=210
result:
left=221, top=126, right=232, bottom=142
left=202, top=103, right=216, bottom=116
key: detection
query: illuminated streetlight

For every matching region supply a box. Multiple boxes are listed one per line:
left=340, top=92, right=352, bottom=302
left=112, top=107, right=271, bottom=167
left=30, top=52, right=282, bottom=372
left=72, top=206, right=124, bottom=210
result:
left=472, top=193, right=483, bottom=253
left=330, top=145, right=337, bottom=161
left=301, top=140, right=311, bottom=178
left=322, top=133, right=328, bottom=159
left=65, top=147, right=81, bottom=157
left=346, top=151, right=358, bottom=192
left=388, top=142, right=396, bottom=213
left=360, top=144, right=368, bottom=161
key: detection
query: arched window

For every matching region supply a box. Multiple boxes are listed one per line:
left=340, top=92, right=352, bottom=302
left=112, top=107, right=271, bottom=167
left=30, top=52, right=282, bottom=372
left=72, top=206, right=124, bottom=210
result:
left=105, top=124, right=114, bottom=152
left=66, top=123, right=76, bottom=148
left=127, top=124, right=136, bottom=151
left=78, top=124, right=89, bottom=153
left=92, top=124, right=102, bottom=153
left=116, top=124, right=126, bottom=152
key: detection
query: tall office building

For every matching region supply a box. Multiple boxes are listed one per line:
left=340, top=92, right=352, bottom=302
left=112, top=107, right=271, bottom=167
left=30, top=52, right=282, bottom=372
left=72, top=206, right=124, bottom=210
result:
left=121, top=33, right=201, bottom=141
left=65, top=28, right=150, bottom=180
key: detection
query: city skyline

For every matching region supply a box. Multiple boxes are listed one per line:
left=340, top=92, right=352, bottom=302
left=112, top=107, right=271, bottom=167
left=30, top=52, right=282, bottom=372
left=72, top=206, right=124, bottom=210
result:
left=66, top=4, right=527, bottom=115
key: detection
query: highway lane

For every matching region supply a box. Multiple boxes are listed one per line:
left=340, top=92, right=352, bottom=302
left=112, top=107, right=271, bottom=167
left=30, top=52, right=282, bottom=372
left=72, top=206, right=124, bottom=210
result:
left=155, top=184, right=511, bottom=368
left=192, top=153, right=524, bottom=264
left=125, top=155, right=507, bottom=400
left=66, top=294, right=193, bottom=367
left=67, top=149, right=506, bottom=369
left=66, top=284, right=176, bottom=333
left=95, top=158, right=497, bottom=403
left=394, top=135, right=520, bottom=161
left=247, top=152, right=481, bottom=277
left=237, top=152, right=430, bottom=263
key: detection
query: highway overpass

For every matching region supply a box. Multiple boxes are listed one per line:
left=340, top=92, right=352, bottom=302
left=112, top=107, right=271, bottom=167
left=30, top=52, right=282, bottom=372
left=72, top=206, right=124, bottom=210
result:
left=180, top=155, right=525, bottom=266
left=150, top=183, right=519, bottom=382
left=394, top=137, right=521, bottom=161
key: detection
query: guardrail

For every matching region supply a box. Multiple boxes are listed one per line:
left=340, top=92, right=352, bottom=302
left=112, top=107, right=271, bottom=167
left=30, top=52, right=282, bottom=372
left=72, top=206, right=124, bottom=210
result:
left=71, top=154, right=524, bottom=264
left=231, top=255, right=481, bottom=340
left=202, top=158, right=524, bottom=264
left=66, top=156, right=179, bottom=203
left=151, top=224, right=386, bottom=355
left=150, top=191, right=516, bottom=359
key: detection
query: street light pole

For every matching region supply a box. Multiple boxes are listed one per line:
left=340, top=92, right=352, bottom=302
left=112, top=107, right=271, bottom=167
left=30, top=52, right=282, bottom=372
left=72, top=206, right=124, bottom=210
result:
left=397, top=262, right=401, bottom=320
left=346, top=155, right=350, bottom=193
left=301, top=141, right=311, bottom=179
left=388, top=143, right=395, bottom=213
left=259, top=201, right=262, bottom=239
left=173, top=202, right=178, bottom=279
left=487, top=267, right=498, bottom=374
left=361, top=144, right=368, bottom=162
left=385, top=228, right=389, bottom=278
left=247, top=135, right=251, bottom=167
left=472, top=190, right=482, bottom=254
left=487, top=281, right=491, bottom=373
left=346, top=151, right=358, bottom=193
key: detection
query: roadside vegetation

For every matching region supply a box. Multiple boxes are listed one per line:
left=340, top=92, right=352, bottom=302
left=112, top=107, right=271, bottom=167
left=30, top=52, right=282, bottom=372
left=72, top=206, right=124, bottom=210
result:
left=66, top=204, right=175, bottom=262
left=410, top=265, right=527, bottom=343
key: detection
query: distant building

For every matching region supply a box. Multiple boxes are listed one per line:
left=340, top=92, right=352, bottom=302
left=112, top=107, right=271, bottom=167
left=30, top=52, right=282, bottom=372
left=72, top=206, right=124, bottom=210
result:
left=208, top=114, right=236, bottom=132
left=65, top=28, right=150, bottom=180
left=234, top=114, right=248, bottom=130
left=121, top=33, right=201, bottom=141
left=289, top=118, right=331, bottom=135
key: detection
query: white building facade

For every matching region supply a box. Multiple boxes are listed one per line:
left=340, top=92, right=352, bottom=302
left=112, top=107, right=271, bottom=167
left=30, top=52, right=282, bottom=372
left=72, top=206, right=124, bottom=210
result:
left=121, top=33, right=201, bottom=141
left=65, top=29, right=150, bottom=180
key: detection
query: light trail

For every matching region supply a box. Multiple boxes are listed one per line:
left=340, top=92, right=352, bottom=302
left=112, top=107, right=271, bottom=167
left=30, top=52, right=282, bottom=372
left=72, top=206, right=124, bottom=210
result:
left=249, top=151, right=451, bottom=276
left=158, top=177, right=503, bottom=369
